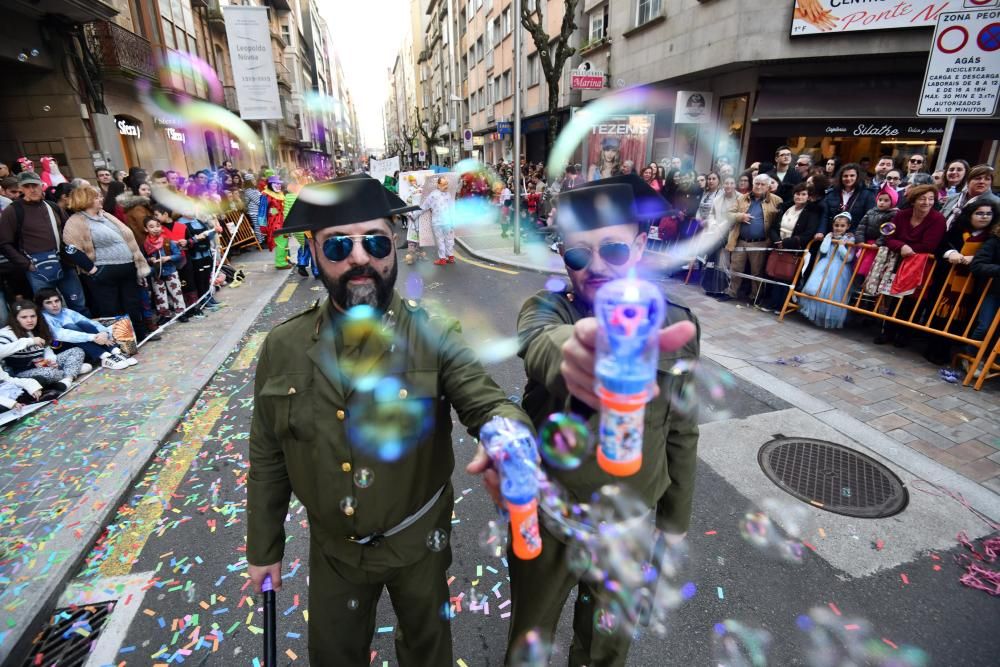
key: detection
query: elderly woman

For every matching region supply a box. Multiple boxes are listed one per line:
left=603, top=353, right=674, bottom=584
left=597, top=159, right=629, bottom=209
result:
left=62, top=186, right=151, bottom=341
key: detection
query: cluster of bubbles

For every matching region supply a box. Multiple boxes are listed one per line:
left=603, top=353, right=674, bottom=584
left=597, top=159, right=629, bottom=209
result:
left=738, top=497, right=810, bottom=564
left=537, top=412, right=592, bottom=470
left=798, top=607, right=928, bottom=667
left=712, top=619, right=772, bottom=667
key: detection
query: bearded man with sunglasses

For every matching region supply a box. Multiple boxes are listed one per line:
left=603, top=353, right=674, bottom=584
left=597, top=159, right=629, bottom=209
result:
left=509, top=174, right=701, bottom=666
left=246, top=174, right=531, bottom=665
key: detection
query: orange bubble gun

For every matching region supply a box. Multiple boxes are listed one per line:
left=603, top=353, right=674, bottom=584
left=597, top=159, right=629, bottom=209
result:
left=593, top=278, right=666, bottom=477
left=480, top=417, right=542, bottom=560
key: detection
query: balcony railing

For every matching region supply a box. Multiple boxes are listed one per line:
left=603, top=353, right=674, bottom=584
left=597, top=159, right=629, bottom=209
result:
left=84, top=20, right=156, bottom=81
left=223, top=85, right=239, bottom=113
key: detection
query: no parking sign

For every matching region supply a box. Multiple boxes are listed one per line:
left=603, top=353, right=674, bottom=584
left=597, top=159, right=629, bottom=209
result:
left=918, top=8, right=1000, bottom=115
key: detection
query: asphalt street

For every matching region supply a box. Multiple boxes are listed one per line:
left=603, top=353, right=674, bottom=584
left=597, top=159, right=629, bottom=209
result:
left=53, top=250, right=1000, bottom=666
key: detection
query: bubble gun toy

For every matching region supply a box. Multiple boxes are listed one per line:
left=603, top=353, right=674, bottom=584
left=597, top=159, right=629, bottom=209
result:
left=593, top=278, right=666, bottom=476
left=480, top=417, right=543, bottom=560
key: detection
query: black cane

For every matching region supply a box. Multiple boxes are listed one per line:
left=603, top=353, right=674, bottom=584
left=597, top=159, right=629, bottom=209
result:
left=262, top=574, right=277, bottom=666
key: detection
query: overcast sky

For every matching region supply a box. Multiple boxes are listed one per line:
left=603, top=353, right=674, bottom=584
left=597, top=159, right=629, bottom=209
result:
left=318, top=0, right=410, bottom=151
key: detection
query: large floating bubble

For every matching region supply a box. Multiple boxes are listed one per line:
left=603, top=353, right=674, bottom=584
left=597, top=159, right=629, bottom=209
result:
left=800, top=607, right=928, bottom=667
left=508, top=629, right=552, bottom=667
left=711, top=619, right=772, bottom=667
left=538, top=412, right=592, bottom=470
left=347, top=376, right=433, bottom=463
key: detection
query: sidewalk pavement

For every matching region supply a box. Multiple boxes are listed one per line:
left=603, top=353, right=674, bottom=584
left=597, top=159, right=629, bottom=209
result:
left=0, top=250, right=290, bottom=664
left=455, top=226, right=1000, bottom=501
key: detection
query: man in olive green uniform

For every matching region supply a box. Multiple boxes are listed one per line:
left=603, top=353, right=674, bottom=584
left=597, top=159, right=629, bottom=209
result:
left=509, top=174, right=701, bottom=666
left=246, top=175, right=529, bottom=665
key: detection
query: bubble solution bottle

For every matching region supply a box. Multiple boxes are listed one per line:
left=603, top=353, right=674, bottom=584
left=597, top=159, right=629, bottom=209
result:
left=480, top=417, right=542, bottom=560
left=593, top=278, right=666, bottom=477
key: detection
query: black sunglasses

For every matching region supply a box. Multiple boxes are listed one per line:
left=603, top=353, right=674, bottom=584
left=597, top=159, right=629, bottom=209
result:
left=563, top=241, right=633, bottom=271
left=322, top=234, right=394, bottom=262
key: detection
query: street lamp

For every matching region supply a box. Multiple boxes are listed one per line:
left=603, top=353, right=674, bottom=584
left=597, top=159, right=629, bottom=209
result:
left=513, top=0, right=522, bottom=255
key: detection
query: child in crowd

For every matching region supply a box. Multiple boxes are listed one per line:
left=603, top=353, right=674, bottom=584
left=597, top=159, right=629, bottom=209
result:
left=0, top=300, right=86, bottom=397
left=800, top=212, right=856, bottom=329
left=143, top=217, right=188, bottom=323
left=0, top=365, right=42, bottom=413
left=153, top=204, right=199, bottom=308
left=855, top=186, right=898, bottom=246
left=35, top=288, right=133, bottom=370
left=176, top=208, right=217, bottom=319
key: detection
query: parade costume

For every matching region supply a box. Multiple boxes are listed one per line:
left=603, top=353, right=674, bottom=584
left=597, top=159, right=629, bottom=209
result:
left=419, top=187, right=455, bottom=263
left=248, top=175, right=529, bottom=665
left=258, top=180, right=287, bottom=266
left=510, top=174, right=701, bottom=667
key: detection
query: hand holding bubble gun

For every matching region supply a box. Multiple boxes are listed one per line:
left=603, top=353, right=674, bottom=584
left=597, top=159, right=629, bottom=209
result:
left=480, top=417, right=543, bottom=560
left=593, top=277, right=666, bottom=477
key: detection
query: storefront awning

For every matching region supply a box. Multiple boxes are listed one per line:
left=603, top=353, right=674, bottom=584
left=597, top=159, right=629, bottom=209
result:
left=753, top=76, right=922, bottom=121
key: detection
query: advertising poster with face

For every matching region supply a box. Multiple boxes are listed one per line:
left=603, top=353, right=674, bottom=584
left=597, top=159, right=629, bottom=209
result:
left=585, top=115, right=655, bottom=182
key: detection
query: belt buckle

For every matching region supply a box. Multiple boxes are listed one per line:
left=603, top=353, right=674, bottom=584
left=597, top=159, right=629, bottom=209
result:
left=367, top=534, right=384, bottom=548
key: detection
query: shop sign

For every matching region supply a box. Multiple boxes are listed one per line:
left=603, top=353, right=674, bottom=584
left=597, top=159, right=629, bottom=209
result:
left=823, top=122, right=946, bottom=136
left=230, top=140, right=240, bottom=150
left=918, top=8, right=1000, bottom=116
left=153, top=116, right=182, bottom=129
left=790, top=0, right=958, bottom=37
left=674, top=91, right=713, bottom=124
left=473, top=135, right=485, bottom=147
left=116, top=117, right=141, bottom=139
left=571, top=62, right=605, bottom=90
left=497, top=121, right=513, bottom=137
left=165, top=128, right=186, bottom=143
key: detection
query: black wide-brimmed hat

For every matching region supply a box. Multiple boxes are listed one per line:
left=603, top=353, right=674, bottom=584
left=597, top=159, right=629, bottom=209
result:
left=555, top=173, right=670, bottom=233
left=281, top=174, right=420, bottom=235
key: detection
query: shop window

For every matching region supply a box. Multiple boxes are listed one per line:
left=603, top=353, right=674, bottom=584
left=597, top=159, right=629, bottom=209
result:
left=715, top=94, right=749, bottom=170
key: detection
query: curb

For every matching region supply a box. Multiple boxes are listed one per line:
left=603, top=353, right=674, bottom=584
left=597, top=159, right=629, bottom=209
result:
left=455, top=237, right=566, bottom=275
left=2, top=265, right=292, bottom=666
left=699, top=340, right=1000, bottom=524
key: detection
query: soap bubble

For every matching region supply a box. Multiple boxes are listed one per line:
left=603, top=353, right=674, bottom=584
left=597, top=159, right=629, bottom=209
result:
left=711, top=619, right=772, bottom=667
left=339, top=496, right=356, bottom=515
left=348, top=376, right=433, bottom=462
left=593, top=605, right=620, bottom=636
left=666, top=359, right=737, bottom=420
left=545, top=276, right=567, bottom=292
left=426, top=528, right=448, bottom=552
left=347, top=598, right=359, bottom=610
left=478, top=519, right=507, bottom=558
left=508, top=629, right=551, bottom=667
left=353, top=467, right=374, bottom=489
left=879, top=222, right=896, bottom=236
left=30, top=49, right=39, bottom=57
left=538, top=412, right=592, bottom=470
left=42, top=105, right=51, bottom=112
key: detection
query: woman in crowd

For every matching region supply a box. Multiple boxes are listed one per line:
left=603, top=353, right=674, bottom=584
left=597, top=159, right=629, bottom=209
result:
left=823, top=163, right=876, bottom=236
left=736, top=173, right=751, bottom=195
left=119, top=188, right=154, bottom=246
left=824, top=157, right=841, bottom=181
left=885, top=170, right=903, bottom=196
left=63, top=186, right=152, bottom=341
left=874, top=185, right=947, bottom=346
left=969, top=204, right=1000, bottom=357
left=702, top=175, right=740, bottom=296
left=176, top=208, right=217, bottom=316
left=671, top=170, right=704, bottom=241
left=35, top=288, right=133, bottom=369
left=241, top=173, right=263, bottom=243
left=0, top=300, right=85, bottom=398
left=641, top=165, right=662, bottom=193
left=932, top=170, right=947, bottom=200
left=941, top=165, right=997, bottom=230
left=944, top=160, right=969, bottom=198
left=695, top=172, right=721, bottom=226
left=799, top=212, right=855, bottom=329
left=762, top=182, right=823, bottom=312
left=102, top=180, right=126, bottom=217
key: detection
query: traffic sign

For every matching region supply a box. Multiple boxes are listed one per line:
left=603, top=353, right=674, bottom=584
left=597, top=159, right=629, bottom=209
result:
left=918, top=8, right=1000, bottom=116
left=462, top=128, right=473, bottom=151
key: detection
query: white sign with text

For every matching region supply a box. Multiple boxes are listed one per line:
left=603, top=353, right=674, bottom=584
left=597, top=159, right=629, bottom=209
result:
left=223, top=6, right=282, bottom=120
left=918, top=8, right=1000, bottom=116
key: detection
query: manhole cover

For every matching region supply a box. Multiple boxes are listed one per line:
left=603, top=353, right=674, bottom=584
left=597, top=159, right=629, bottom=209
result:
left=758, top=437, right=908, bottom=518
left=24, top=601, right=116, bottom=667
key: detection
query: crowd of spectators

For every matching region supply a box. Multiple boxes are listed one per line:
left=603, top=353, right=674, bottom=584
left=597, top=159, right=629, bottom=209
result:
left=0, top=157, right=329, bottom=415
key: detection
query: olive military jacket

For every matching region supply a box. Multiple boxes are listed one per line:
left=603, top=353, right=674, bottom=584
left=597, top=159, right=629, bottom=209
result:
left=517, top=289, right=700, bottom=534
left=248, top=291, right=529, bottom=569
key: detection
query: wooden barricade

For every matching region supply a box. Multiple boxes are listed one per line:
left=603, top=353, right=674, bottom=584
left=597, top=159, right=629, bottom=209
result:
left=779, top=238, right=999, bottom=390
left=219, top=210, right=263, bottom=252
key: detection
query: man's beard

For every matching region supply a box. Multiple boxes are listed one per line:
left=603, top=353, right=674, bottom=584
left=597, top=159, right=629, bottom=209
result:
left=322, top=260, right=397, bottom=312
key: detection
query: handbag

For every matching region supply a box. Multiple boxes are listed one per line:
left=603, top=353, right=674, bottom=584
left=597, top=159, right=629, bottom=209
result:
left=890, top=253, right=931, bottom=297
left=765, top=250, right=799, bottom=282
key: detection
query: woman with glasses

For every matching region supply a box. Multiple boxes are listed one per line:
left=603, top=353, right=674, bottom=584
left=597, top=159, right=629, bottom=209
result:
left=941, top=164, right=998, bottom=231
left=968, top=202, right=1000, bottom=369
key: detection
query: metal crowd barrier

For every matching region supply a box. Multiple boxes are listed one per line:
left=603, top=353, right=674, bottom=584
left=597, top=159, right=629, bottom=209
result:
left=777, top=238, right=999, bottom=390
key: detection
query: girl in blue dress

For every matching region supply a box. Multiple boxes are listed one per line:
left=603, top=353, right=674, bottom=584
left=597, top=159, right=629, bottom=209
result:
left=800, top=212, right=855, bottom=329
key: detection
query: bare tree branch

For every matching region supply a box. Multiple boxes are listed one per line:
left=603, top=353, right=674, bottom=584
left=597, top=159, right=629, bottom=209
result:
left=520, top=0, right=579, bottom=152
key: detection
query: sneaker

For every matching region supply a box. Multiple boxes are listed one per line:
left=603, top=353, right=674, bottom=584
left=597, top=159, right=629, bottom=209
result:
left=447, top=256, right=456, bottom=264
left=124, top=354, right=138, bottom=366
left=79, top=363, right=93, bottom=374
left=102, top=354, right=131, bottom=370
left=192, top=312, right=207, bottom=320
left=433, top=259, right=448, bottom=266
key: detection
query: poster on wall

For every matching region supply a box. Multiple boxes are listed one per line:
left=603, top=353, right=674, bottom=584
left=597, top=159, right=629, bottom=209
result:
left=674, top=91, right=713, bottom=124
left=789, top=0, right=964, bottom=36
left=369, top=156, right=401, bottom=185
left=223, top=6, right=282, bottom=120
left=584, top=114, right=655, bottom=182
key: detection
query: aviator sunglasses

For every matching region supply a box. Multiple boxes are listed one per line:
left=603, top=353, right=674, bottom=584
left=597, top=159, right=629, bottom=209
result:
left=322, top=234, right=394, bottom=262
left=562, top=240, right=635, bottom=271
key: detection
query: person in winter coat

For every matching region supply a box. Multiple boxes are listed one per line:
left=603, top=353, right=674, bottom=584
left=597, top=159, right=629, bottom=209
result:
left=35, top=287, right=132, bottom=369
left=118, top=193, right=154, bottom=246
left=855, top=186, right=899, bottom=246
left=142, top=217, right=187, bottom=323
left=0, top=299, right=85, bottom=398
left=969, top=207, right=1000, bottom=348
left=823, top=163, right=876, bottom=236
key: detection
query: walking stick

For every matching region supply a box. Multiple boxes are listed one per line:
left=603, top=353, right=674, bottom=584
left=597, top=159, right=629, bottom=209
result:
left=262, top=574, right=277, bottom=666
